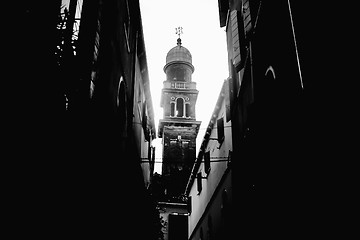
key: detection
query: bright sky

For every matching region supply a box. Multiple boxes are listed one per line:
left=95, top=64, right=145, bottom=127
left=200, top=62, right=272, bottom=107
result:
left=140, top=0, right=229, bottom=173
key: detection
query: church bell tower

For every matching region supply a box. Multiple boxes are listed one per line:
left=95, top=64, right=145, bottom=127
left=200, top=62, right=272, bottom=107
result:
left=158, top=28, right=201, bottom=199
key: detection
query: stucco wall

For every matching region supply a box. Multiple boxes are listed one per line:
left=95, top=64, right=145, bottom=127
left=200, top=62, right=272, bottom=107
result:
left=188, top=87, right=232, bottom=237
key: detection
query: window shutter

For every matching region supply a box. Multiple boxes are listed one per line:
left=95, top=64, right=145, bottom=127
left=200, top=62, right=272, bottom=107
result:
left=230, top=10, right=241, bottom=66
left=242, top=0, right=252, bottom=39
left=187, top=196, right=192, bottom=214
left=197, top=172, right=202, bottom=194
left=217, top=118, right=225, bottom=143
left=204, top=151, right=211, bottom=174
left=225, top=78, right=232, bottom=122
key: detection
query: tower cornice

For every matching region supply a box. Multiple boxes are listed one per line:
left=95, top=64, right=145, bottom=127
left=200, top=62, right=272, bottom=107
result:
left=158, top=119, right=201, bottom=138
left=163, top=60, right=195, bottom=73
left=162, top=88, right=199, bottom=94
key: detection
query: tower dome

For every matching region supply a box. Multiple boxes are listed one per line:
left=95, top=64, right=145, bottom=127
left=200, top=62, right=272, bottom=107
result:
left=164, top=38, right=194, bottom=73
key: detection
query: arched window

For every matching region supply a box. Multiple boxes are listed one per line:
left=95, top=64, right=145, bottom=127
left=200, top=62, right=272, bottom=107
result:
left=176, top=98, right=184, bottom=117
left=170, top=102, right=175, bottom=117
left=265, top=65, right=276, bottom=80
left=185, top=103, right=190, bottom=117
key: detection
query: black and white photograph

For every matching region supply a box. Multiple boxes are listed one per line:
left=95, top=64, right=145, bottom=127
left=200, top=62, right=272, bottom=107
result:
left=6, top=0, right=353, bottom=239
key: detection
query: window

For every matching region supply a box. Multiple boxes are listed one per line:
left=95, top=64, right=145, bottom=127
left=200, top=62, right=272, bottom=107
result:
left=175, top=82, right=185, bottom=89
left=185, top=103, right=191, bottom=117
left=265, top=65, right=276, bottom=80
left=176, top=98, right=184, bottom=117
left=170, top=102, right=175, bottom=117
left=217, top=118, right=225, bottom=143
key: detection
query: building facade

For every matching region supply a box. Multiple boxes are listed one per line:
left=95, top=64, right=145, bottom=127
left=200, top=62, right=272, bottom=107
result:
left=217, top=0, right=317, bottom=238
left=185, top=81, right=233, bottom=240
left=173, top=1, right=323, bottom=239
left=72, top=1, right=160, bottom=238
left=13, top=1, right=159, bottom=238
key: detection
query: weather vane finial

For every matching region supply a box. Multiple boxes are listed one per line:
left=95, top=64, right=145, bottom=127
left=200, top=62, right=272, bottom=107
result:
left=175, top=26, right=183, bottom=38
left=175, top=26, right=183, bottom=46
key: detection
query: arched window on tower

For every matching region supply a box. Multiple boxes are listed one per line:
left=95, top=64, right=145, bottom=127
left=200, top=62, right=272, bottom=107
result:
left=170, top=102, right=175, bottom=117
left=176, top=98, right=184, bottom=117
left=185, top=103, right=190, bottom=118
